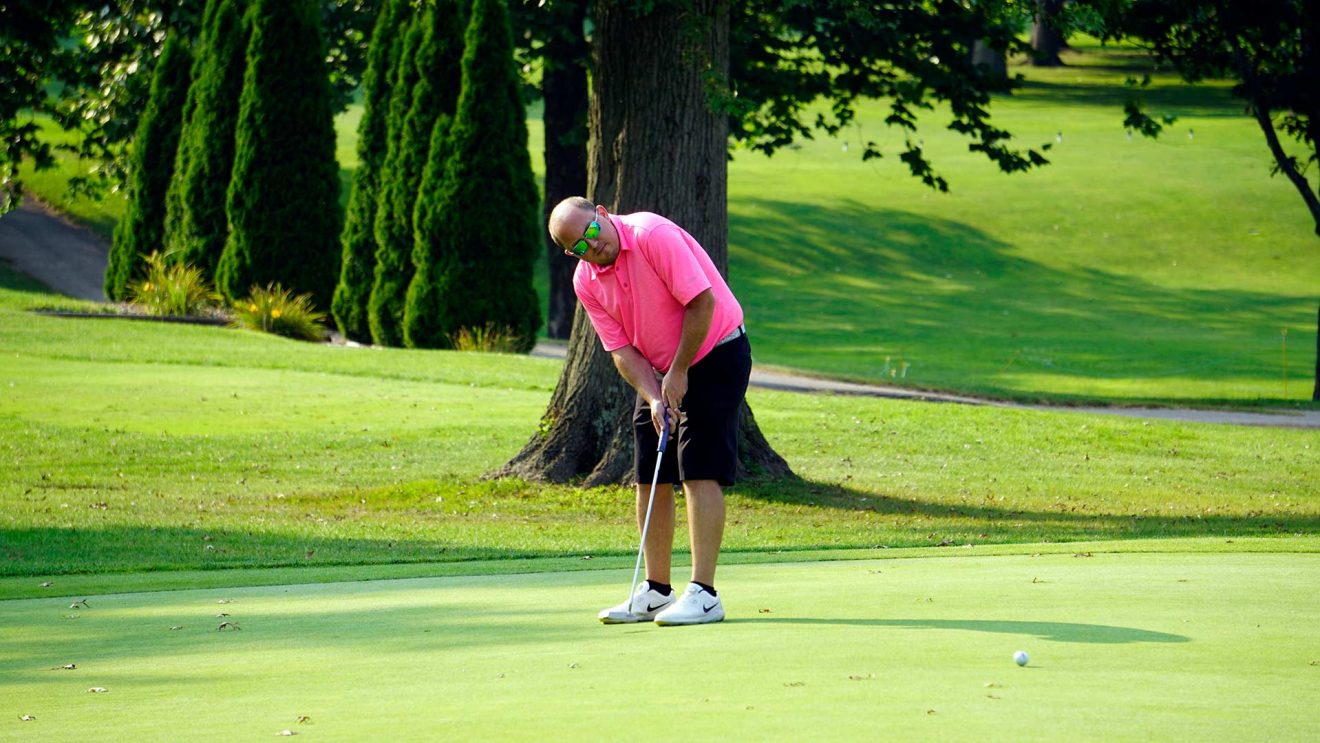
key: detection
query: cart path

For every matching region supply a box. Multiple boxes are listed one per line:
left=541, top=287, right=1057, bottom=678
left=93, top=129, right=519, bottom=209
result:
left=2, top=195, right=1316, bottom=428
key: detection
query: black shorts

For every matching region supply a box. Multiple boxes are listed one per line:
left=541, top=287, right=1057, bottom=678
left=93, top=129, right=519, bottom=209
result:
left=633, top=333, right=752, bottom=487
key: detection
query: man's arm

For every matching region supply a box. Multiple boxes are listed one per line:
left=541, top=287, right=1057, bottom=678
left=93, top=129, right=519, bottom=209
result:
left=661, top=288, right=715, bottom=413
left=611, top=345, right=670, bottom=433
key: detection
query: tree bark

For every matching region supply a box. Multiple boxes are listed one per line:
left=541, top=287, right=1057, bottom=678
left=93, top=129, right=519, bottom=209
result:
left=1030, top=0, right=1065, bottom=66
left=971, top=39, right=1007, bottom=80
left=496, top=0, right=791, bottom=485
left=540, top=0, right=589, bottom=340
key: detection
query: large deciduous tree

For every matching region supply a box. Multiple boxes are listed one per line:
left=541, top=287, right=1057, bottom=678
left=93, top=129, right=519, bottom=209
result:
left=217, top=0, right=342, bottom=307
left=499, top=0, right=1049, bottom=485
left=332, top=0, right=411, bottom=343
left=104, top=33, right=193, bottom=301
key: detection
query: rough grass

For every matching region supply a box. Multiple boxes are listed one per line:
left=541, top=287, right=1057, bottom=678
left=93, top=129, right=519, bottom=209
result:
left=2, top=280, right=1314, bottom=584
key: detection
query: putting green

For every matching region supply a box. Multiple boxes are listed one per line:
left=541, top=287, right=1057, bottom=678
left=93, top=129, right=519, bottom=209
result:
left=3, top=547, right=1317, bottom=740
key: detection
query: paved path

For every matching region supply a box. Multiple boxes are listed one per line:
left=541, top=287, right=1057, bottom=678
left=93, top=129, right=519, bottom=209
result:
left=0, top=198, right=108, bottom=301
left=3, top=195, right=1316, bottom=429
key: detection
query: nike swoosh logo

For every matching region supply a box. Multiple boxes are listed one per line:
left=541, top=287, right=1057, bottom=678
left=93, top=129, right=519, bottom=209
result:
left=646, top=603, right=668, bottom=612
left=702, top=603, right=718, bottom=613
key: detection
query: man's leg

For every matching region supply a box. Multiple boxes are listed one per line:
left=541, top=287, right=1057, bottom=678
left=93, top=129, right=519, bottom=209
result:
left=682, top=479, right=725, bottom=586
left=638, top=483, right=675, bottom=584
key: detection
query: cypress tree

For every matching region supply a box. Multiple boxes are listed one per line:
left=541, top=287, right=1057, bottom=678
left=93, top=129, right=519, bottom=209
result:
left=105, top=33, right=193, bottom=301
left=403, top=110, right=457, bottom=348
left=162, top=0, right=221, bottom=252
left=331, top=0, right=412, bottom=342
left=366, top=10, right=428, bottom=347
left=217, top=0, right=342, bottom=308
left=416, top=0, right=540, bottom=351
left=166, top=0, right=249, bottom=278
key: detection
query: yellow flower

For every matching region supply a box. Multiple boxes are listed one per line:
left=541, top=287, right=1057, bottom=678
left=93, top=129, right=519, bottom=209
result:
left=142, top=282, right=153, bottom=291
left=248, top=303, right=257, bottom=312
left=270, top=309, right=282, bottom=319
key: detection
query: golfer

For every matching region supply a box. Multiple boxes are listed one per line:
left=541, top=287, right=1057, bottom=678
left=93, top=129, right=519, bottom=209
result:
left=549, top=197, right=751, bottom=626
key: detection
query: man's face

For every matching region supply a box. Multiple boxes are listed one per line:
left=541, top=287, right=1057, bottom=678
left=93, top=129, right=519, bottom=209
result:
left=554, top=206, right=618, bottom=266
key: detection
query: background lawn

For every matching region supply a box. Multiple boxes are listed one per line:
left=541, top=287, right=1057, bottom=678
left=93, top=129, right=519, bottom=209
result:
left=16, top=40, right=1319, bottom=406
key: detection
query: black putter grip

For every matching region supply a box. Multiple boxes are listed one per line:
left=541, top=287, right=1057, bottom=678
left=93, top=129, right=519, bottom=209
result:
left=658, top=411, right=670, bottom=453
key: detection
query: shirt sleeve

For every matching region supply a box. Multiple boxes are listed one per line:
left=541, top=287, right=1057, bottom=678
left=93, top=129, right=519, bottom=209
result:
left=640, top=224, right=711, bottom=306
left=574, top=272, right=630, bottom=352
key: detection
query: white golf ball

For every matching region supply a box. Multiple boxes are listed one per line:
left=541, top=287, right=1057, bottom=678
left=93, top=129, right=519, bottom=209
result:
left=1013, top=650, right=1029, bottom=666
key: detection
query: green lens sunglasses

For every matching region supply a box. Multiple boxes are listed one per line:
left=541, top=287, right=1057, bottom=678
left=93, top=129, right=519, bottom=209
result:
left=571, top=220, right=601, bottom=257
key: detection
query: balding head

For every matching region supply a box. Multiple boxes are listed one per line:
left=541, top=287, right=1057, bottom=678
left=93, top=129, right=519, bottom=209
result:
left=548, top=196, right=619, bottom=265
left=548, top=196, right=596, bottom=242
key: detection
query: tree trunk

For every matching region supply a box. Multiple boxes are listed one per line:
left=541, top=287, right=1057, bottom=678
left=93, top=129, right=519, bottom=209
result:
left=496, top=0, right=790, bottom=485
left=971, top=39, right=1007, bottom=80
left=1030, top=0, right=1065, bottom=66
left=540, top=0, right=589, bottom=340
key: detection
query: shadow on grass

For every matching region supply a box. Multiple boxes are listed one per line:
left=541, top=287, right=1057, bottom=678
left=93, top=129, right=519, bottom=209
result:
left=731, top=196, right=1315, bottom=403
left=734, top=476, right=1319, bottom=539
left=1010, top=78, right=1240, bottom=116
left=0, top=524, right=566, bottom=579
left=731, top=617, right=1189, bottom=644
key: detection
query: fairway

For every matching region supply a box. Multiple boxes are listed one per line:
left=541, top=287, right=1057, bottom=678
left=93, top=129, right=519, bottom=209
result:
left=3, top=541, right=1316, bottom=740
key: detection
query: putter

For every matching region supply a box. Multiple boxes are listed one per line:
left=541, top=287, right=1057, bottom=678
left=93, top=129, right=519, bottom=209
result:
left=602, top=412, right=670, bottom=623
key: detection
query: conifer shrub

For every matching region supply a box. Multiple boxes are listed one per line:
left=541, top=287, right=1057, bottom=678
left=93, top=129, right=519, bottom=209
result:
left=166, top=0, right=250, bottom=279
left=370, top=0, right=466, bottom=350
left=366, top=11, right=427, bottom=347
left=414, top=0, right=541, bottom=351
left=217, top=0, right=342, bottom=310
left=331, top=0, right=413, bottom=343
left=105, top=34, right=193, bottom=301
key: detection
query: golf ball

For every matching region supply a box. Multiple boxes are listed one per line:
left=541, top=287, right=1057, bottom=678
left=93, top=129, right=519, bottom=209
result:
left=1013, top=650, right=1029, bottom=666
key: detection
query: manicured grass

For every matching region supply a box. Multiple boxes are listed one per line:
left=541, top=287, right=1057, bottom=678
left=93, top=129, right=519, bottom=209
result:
left=726, top=42, right=1319, bottom=404
left=2, top=281, right=1315, bottom=581
left=3, top=545, right=1317, bottom=740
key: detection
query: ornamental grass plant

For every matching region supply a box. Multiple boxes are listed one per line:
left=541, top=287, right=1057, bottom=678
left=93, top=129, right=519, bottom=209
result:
left=230, top=282, right=327, bottom=341
left=128, top=250, right=222, bottom=317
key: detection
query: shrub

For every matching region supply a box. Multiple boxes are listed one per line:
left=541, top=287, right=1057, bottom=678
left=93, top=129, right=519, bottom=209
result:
left=450, top=323, right=522, bottom=353
left=367, top=0, right=465, bottom=349
left=332, top=0, right=414, bottom=344
left=165, top=0, right=250, bottom=279
left=218, top=0, right=342, bottom=310
left=105, top=33, right=194, bottom=301
left=128, top=251, right=222, bottom=317
left=230, top=283, right=328, bottom=341
left=412, top=0, right=541, bottom=352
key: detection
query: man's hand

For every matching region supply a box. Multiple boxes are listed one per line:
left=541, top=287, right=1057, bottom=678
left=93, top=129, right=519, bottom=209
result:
left=662, top=367, right=688, bottom=413
left=648, top=396, right=674, bottom=436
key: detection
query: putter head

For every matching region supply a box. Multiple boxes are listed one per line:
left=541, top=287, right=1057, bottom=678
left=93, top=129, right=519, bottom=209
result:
left=599, top=608, right=645, bottom=624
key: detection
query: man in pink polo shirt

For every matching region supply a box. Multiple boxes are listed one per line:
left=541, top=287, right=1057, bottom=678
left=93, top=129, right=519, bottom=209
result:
left=548, top=196, right=751, bottom=626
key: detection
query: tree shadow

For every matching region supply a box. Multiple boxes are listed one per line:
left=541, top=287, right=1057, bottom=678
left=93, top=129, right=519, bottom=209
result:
left=733, top=477, right=1320, bottom=539
left=730, top=617, right=1189, bottom=644
left=1010, top=78, right=1241, bottom=117
left=729, top=197, right=1314, bottom=402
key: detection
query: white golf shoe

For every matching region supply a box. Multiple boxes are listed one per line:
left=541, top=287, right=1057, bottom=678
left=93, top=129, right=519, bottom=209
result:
left=653, top=583, right=724, bottom=626
left=598, top=583, right=676, bottom=624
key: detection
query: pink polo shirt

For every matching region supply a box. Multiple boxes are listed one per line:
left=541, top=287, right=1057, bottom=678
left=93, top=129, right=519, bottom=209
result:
left=574, top=212, right=744, bottom=373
